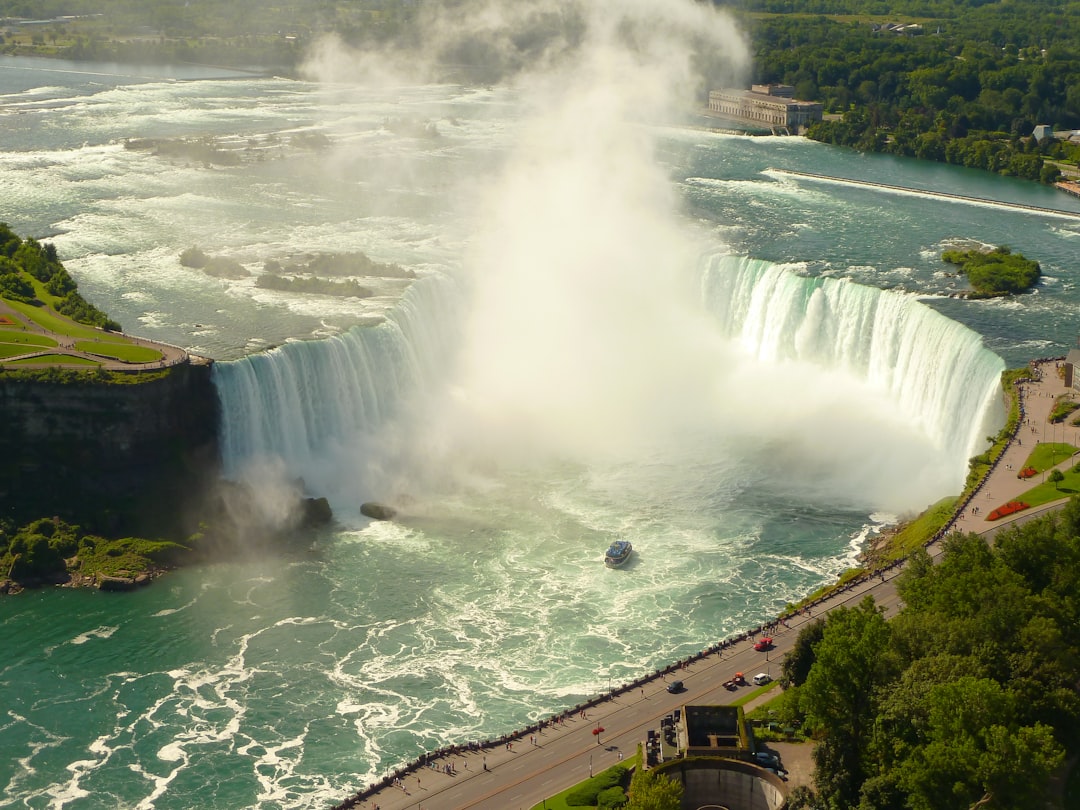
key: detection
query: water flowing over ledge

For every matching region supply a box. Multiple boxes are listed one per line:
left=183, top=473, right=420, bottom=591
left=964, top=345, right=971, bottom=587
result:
left=699, top=253, right=1006, bottom=466
left=213, top=254, right=1004, bottom=500
left=212, top=274, right=459, bottom=482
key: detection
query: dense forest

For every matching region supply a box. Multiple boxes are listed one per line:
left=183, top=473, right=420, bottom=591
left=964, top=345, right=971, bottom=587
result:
left=776, top=500, right=1080, bottom=810
left=731, top=0, right=1080, bottom=181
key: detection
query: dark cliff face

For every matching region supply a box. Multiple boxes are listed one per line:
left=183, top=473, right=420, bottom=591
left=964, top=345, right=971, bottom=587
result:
left=0, top=363, right=221, bottom=537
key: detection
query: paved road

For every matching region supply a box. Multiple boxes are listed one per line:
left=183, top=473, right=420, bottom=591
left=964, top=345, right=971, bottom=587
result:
left=342, top=570, right=906, bottom=810
left=344, top=360, right=1080, bottom=810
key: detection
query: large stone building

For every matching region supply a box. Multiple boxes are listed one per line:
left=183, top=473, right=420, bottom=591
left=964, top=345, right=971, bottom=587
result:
left=646, top=704, right=790, bottom=809
left=707, top=84, right=823, bottom=133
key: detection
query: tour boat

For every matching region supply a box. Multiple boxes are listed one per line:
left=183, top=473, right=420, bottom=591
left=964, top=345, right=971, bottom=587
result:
left=604, top=540, right=633, bottom=568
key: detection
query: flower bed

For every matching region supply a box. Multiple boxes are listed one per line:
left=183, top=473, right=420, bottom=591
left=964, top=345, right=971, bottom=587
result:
left=988, top=501, right=1030, bottom=521
left=1018, top=466, right=1038, bottom=479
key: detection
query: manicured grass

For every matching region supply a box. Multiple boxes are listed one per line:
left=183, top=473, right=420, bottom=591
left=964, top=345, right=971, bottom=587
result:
left=0, top=344, right=42, bottom=359
left=4, top=298, right=128, bottom=343
left=1013, top=473, right=1080, bottom=509
left=0, top=330, right=58, bottom=347
left=731, top=680, right=780, bottom=706
left=528, top=751, right=638, bottom=810
left=8, top=354, right=100, bottom=366
left=1049, top=397, right=1080, bottom=423
left=74, top=340, right=163, bottom=363
left=1023, top=443, right=1078, bottom=472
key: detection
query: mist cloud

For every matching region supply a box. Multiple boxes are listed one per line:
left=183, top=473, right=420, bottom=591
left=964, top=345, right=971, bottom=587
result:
left=300, top=1, right=962, bottom=515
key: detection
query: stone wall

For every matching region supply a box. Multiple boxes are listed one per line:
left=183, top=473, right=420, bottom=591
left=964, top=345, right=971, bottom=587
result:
left=656, top=758, right=787, bottom=810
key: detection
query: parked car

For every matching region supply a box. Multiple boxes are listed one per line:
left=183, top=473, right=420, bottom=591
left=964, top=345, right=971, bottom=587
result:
left=752, top=672, right=771, bottom=686
left=754, top=751, right=780, bottom=768
left=666, top=680, right=685, bottom=693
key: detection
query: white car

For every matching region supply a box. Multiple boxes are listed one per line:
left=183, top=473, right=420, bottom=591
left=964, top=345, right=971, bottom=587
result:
left=752, top=672, right=771, bottom=686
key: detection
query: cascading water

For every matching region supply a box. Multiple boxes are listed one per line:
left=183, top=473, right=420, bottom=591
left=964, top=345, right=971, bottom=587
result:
left=212, top=273, right=460, bottom=494
left=699, top=253, right=1006, bottom=471
left=213, top=251, right=1005, bottom=511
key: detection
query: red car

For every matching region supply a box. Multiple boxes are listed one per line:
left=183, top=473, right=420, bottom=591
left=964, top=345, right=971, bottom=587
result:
left=754, top=637, right=773, bottom=651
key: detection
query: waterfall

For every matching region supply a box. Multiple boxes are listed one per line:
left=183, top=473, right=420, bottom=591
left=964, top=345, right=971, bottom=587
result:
left=212, top=254, right=1005, bottom=504
left=212, top=274, right=460, bottom=483
left=699, top=253, right=1005, bottom=465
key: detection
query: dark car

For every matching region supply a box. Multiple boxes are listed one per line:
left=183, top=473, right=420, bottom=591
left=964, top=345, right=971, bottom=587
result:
left=666, top=680, right=685, bottom=693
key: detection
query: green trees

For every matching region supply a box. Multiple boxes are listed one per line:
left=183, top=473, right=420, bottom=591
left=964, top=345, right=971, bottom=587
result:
left=942, top=246, right=1041, bottom=297
left=799, top=598, right=896, bottom=809
left=0, top=223, right=122, bottom=331
left=742, top=4, right=1080, bottom=183
left=782, top=513, right=1080, bottom=809
left=626, top=767, right=683, bottom=810
left=781, top=618, right=825, bottom=687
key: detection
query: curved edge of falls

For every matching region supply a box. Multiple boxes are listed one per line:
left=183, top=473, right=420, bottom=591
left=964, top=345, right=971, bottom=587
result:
left=211, top=253, right=1006, bottom=500
left=212, top=272, right=460, bottom=481
left=699, top=253, right=1006, bottom=467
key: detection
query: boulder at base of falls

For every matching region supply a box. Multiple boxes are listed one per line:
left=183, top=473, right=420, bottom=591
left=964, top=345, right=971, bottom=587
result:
left=301, top=497, right=333, bottom=527
left=360, top=502, right=397, bottom=521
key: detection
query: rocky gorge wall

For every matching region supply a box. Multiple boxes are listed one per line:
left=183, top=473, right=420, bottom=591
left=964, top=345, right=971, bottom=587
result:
left=0, top=360, right=221, bottom=536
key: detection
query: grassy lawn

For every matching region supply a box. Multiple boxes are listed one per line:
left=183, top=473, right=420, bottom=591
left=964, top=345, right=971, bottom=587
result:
left=528, top=751, right=638, bottom=810
left=732, top=680, right=780, bottom=707
left=74, top=340, right=162, bottom=363
left=0, top=330, right=58, bottom=347
left=0, top=344, right=44, bottom=359
left=8, top=354, right=100, bottom=366
left=1014, top=473, right=1080, bottom=509
left=1023, top=443, right=1078, bottom=472
left=4, top=298, right=129, bottom=343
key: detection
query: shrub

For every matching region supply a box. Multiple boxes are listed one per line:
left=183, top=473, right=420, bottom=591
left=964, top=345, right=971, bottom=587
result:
left=943, top=245, right=1041, bottom=295
left=1049, top=398, right=1080, bottom=423
left=597, top=785, right=628, bottom=809
left=988, top=501, right=1030, bottom=520
left=565, top=765, right=628, bottom=806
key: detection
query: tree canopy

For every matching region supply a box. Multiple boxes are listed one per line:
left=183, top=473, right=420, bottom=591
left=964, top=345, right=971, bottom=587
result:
left=781, top=501, right=1080, bottom=809
left=941, top=245, right=1041, bottom=296
left=724, top=0, right=1080, bottom=182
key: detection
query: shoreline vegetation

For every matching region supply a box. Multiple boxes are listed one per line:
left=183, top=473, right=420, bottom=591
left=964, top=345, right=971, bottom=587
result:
left=2, top=0, right=1080, bottom=188
left=942, top=244, right=1041, bottom=298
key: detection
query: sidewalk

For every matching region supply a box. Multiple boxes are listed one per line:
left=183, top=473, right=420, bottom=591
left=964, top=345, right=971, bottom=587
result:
left=964, top=359, right=1077, bottom=532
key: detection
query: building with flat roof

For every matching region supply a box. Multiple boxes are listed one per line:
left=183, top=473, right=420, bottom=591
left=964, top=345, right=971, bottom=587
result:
left=646, top=704, right=789, bottom=808
left=707, top=85, right=823, bottom=133
left=1064, top=349, right=1080, bottom=389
